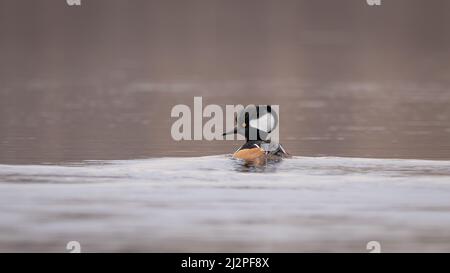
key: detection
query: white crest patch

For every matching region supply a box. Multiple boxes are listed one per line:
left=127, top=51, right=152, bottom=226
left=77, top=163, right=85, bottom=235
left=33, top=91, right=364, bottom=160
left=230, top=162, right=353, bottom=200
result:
left=249, top=113, right=275, bottom=132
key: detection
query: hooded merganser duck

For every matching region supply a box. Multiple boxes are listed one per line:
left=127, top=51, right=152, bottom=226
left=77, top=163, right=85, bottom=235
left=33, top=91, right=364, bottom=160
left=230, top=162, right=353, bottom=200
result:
left=223, top=105, right=289, bottom=165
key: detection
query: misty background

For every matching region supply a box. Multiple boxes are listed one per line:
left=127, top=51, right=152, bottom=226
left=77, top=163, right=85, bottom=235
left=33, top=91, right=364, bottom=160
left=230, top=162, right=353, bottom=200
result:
left=1, top=0, right=450, bottom=163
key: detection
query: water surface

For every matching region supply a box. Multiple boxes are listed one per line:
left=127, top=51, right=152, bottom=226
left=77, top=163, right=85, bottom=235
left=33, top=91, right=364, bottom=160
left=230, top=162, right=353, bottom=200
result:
left=1, top=156, right=450, bottom=252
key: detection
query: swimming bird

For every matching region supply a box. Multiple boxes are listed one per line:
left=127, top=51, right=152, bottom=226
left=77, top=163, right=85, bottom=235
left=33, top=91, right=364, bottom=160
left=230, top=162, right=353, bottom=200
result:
left=223, top=105, right=289, bottom=165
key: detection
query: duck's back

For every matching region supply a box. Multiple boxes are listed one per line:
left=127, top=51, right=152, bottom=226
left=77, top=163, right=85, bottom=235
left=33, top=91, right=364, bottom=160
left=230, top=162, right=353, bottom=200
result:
left=233, top=141, right=289, bottom=163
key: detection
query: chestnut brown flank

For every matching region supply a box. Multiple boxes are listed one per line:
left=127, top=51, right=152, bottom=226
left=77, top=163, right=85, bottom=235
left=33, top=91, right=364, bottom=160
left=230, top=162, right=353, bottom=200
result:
left=233, top=147, right=265, bottom=161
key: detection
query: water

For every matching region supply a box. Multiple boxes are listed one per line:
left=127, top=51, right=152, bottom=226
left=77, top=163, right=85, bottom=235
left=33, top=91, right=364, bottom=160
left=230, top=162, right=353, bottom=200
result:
left=2, top=80, right=450, bottom=164
left=1, top=80, right=450, bottom=252
left=1, top=156, right=450, bottom=252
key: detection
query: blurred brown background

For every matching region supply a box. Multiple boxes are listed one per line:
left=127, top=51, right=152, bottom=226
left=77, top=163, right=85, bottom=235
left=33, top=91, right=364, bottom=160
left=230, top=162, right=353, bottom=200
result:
left=1, top=0, right=450, bottom=163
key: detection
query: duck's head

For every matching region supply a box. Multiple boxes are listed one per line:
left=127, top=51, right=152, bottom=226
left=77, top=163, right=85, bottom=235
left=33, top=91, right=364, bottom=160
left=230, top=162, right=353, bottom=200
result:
left=223, top=105, right=278, bottom=141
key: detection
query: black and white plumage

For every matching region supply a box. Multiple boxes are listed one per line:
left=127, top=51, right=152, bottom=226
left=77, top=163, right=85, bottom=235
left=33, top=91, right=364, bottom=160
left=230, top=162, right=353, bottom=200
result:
left=223, top=105, right=289, bottom=164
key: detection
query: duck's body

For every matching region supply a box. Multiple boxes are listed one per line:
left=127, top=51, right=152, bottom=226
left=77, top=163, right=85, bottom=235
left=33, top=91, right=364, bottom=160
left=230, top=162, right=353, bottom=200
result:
left=223, top=105, right=289, bottom=165
left=233, top=140, right=288, bottom=164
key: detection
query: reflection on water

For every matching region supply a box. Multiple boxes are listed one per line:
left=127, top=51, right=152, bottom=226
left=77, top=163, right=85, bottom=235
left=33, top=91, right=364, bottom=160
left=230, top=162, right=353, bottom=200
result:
left=1, top=81, right=450, bottom=164
left=0, top=156, right=450, bottom=252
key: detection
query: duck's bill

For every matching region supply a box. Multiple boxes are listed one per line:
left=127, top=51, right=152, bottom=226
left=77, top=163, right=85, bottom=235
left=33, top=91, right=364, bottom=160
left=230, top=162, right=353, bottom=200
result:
left=222, top=127, right=237, bottom=136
